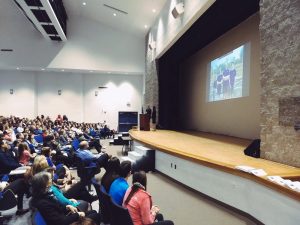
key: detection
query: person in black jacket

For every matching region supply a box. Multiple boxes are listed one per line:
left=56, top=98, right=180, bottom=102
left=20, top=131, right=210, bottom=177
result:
left=31, top=172, right=100, bottom=225
left=101, top=156, right=120, bottom=192
left=0, top=141, right=21, bottom=174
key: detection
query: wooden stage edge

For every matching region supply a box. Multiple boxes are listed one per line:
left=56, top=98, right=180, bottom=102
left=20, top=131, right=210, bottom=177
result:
left=129, top=129, right=300, bottom=201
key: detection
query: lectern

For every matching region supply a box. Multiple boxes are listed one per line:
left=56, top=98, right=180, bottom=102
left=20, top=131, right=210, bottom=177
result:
left=139, top=114, right=150, bottom=131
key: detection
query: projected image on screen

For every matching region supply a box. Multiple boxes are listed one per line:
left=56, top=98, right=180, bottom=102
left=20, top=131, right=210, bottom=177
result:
left=208, top=45, right=247, bottom=102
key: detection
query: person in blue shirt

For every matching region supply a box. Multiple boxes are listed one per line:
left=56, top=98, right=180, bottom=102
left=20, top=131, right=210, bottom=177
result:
left=75, top=141, right=109, bottom=169
left=109, top=160, right=132, bottom=205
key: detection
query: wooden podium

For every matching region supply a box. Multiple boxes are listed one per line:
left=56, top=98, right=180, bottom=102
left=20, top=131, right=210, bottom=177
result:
left=139, top=114, right=150, bottom=131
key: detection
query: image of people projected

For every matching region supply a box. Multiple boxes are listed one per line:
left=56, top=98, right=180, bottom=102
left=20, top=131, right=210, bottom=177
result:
left=208, top=44, right=247, bottom=102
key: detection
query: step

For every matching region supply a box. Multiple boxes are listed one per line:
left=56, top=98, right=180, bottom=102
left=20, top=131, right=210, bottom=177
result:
left=121, top=132, right=129, bottom=137
left=121, top=156, right=135, bottom=164
left=135, top=145, right=153, bottom=155
left=128, top=151, right=143, bottom=161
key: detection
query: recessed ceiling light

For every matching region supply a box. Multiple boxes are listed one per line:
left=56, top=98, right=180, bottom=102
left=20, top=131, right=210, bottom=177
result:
left=144, top=25, right=148, bottom=28
left=41, top=68, right=45, bottom=71
left=113, top=13, right=117, bottom=16
left=152, top=9, right=156, bottom=13
left=82, top=2, right=86, bottom=6
left=16, top=67, right=19, bottom=70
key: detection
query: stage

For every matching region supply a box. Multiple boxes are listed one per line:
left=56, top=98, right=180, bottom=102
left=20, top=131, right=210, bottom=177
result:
left=129, top=129, right=300, bottom=200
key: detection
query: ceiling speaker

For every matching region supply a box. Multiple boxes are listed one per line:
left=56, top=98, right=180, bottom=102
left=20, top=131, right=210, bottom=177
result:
left=172, top=2, right=184, bottom=18
left=149, top=41, right=156, bottom=50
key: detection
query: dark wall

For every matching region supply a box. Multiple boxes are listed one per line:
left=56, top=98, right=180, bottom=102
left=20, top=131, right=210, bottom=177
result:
left=158, top=0, right=259, bottom=130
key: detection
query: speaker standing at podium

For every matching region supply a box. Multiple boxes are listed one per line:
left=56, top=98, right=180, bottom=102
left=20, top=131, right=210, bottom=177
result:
left=152, top=106, right=156, bottom=124
left=146, top=106, right=152, bottom=120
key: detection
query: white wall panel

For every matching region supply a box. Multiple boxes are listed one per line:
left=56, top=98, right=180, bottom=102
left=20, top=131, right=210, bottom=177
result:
left=0, top=70, right=143, bottom=130
left=0, top=71, right=35, bottom=119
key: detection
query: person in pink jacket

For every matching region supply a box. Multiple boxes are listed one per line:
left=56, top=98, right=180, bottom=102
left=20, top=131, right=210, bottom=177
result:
left=123, top=171, right=174, bottom=225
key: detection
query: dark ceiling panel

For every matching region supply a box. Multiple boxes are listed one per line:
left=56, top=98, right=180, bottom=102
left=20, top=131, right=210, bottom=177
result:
left=31, top=9, right=51, bottom=23
left=49, top=36, right=62, bottom=41
left=42, top=24, right=58, bottom=35
left=161, top=0, right=260, bottom=62
left=25, top=0, right=42, bottom=7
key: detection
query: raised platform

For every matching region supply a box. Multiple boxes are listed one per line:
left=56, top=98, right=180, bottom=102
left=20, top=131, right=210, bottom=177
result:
left=129, top=129, right=300, bottom=224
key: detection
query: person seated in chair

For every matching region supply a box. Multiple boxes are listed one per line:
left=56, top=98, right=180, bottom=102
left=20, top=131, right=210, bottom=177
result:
left=0, top=141, right=21, bottom=175
left=109, top=160, right=132, bottom=205
left=123, top=171, right=174, bottom=225
left=101, top=157, right=120, bottom=192
left=31, top=172, right=100, bottom=225
left=18, top=142, right=36, bottom=166
left=100, top=125, right=111, bottom=139
left=75, top=141, right=109, bottom=169
left=78, top=133, right=102, bottom=154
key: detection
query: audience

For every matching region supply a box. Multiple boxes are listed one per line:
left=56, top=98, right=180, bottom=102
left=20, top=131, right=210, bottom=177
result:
left=0, top=115, right=175, bottom=225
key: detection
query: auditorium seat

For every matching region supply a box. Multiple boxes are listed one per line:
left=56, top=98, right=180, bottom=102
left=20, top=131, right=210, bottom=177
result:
left=110, top=199, right=133, bottom=225
left=34, top=135, right=43, bottom=144
left=32, top=210, right=47, bottom=225
left=0, top=189, right=18, bottom=221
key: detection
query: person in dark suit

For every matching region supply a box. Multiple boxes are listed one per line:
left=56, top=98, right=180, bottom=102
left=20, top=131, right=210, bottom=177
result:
left=146, top=106, right=152, bottom=120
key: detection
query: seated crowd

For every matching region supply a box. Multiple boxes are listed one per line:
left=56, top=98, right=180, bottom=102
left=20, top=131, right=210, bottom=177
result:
left=0, top=115, right=174, bottom=225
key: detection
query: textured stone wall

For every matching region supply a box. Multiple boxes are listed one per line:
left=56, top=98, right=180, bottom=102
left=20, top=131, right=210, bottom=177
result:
left=144, top=33, right=159, bottom=120
left=260, top=0, right=300, bottom=166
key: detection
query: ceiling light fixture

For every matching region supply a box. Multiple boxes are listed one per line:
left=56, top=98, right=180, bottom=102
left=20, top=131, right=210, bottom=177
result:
left=41, top=68, right=45, bottom=71
left=152, top=9, right=156, bottom=13
left=82, top=2, right=86, bottom=6
left=144, top=25, right=148, bottom=28
left=172, top=2, right=185, bottom=19
left=61, top=69, right=64, bottom=72
left=149, top=41, right=156, bottom=50
left=16, top=67, right=20, bottom=70
left=103, top=4, right=128, bottom=15
left=113, top=13, right=117, bottom=16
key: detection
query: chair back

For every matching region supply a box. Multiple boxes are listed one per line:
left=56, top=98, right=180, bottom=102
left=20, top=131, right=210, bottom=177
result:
left=0, top=189, right=17, bottom=211
left=34, top=135, right=43, bottom=144
left=32, top=210, right=47, bottom=225
left=71, top=138, right=80, bottom=151
left=98, top=185, right=112, bottom=224
left=74, top=155, right=99, bottom=184
left=110, top=199, right=133, bottom=225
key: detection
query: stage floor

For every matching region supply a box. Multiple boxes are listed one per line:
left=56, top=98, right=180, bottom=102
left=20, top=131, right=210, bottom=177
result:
left=129, top=129, right=300, bottom=199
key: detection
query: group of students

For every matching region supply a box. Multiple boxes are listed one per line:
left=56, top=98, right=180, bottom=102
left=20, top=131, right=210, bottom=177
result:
left=98, top=156, right=174, bottom=225
left=0, top=115, right=174, bottom=225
